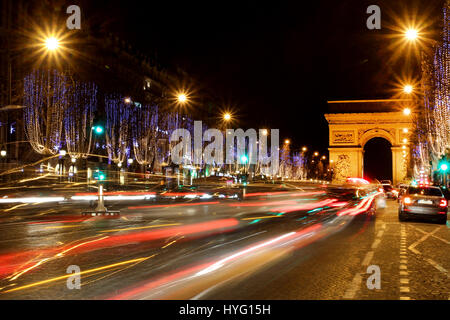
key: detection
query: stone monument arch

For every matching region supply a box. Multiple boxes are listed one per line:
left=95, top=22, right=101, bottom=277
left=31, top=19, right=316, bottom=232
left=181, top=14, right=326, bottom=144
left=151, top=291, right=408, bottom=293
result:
left=324, top=99, right=414, bottom=185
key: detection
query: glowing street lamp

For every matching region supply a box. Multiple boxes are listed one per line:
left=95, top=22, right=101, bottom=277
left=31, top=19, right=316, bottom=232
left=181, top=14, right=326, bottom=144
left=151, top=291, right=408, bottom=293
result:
left=44, top=37, right=60, bottom=51
left=321, top=155, right=326, bottom=160
left=405, top=29, right=418, bottom=41
left=284, top=139, right=290, bottom=145
left=261, top=129, right=268, bottom=136
left=0, top=150, right=6, bottom=157
left=403, top=85, right=413, bottom=94
left=177, top=93, right=187, bottom=103
left=302, top=146, right=307, bottom=152
left=223, top=113, right=231, bottom=121
left=403, top=108, right=411, bottom=116
left=124, top=97, right=132, bottom=104
left=314, top=152, right=319, bottom=157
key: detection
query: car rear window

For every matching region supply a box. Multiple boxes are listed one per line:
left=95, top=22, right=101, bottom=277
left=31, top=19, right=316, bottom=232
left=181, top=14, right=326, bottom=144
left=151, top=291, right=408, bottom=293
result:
left=383, top=185, right=392, bottom=191
left=407, top=187, right=443, bottom=197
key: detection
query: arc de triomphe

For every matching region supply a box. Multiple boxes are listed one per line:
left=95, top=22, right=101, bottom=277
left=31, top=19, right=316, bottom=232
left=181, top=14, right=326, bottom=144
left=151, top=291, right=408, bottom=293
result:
left=324, top=100, right=414, bottom=185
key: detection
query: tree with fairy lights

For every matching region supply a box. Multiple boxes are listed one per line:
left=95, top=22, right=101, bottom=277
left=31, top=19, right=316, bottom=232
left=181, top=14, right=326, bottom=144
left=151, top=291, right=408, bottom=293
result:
left=64, top=81, right=98, bottom=159
left=23, top=69, right=68, bottom=155
left=104, top=95, right=133, bottom=164
left=130, top=104, right=159, bottom=170
left=412, top=1, right=449, bottom=180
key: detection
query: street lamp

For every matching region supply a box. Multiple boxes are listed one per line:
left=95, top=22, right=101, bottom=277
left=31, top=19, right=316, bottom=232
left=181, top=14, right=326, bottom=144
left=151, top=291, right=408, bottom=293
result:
left=44, top=37, right=60, bottom=51
left=177, top=93, right=187, bottom=103
left=321, top=155, right=326, bottom=160
left=403, top=85, right=413, bottom=94
left=223, top=113, right=231, bottom=121
left=302, top=147, right=307, bottom=152
left=314, top=152, right=319, bottom=157
left=405, top=29, right=418, bottom=41
left=262, top=129, right=268, bottom=136
left=124, top=97, right=132, bottom=104
left=284, top=139, right=290, bottom=145
left=0, top=150, right=6, bottom=157
left=403, top=108, right=411, bottom=116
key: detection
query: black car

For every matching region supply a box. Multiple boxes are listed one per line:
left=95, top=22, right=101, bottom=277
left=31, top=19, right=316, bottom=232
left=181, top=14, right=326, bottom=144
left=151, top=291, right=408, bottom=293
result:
left=399, top=186, right=448, bottom=224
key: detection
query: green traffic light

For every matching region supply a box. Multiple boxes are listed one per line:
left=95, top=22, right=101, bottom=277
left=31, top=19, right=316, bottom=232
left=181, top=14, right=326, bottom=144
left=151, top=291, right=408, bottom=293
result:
left=94, top=126, right=104, bottom=134
left=99, top=173, right=105, bottom=181
left=240, top=155, right=248, bottom=164
left=440, top=163, right=448, bottom=171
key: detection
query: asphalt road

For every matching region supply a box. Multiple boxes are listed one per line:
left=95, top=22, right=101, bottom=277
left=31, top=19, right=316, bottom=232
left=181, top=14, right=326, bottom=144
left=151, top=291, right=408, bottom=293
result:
left=206, top=199, right=450, bottom=300
left=0, top=184, right=447, bottom=300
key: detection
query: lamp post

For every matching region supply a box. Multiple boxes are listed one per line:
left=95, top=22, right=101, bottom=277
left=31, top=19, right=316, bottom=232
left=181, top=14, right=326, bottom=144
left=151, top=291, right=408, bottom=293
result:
left=0, top=149, right=6, bottom=182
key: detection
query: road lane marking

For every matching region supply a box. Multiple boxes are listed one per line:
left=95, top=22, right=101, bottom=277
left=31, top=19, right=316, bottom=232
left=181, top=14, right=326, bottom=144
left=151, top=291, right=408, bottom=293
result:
left=424, top=258, right=449, bottom=277
left=400, top=278, right=409, bottom=284
left=399, top=225, right=410, bottom=300
left=371, top=239, right=381, bottom=249
left=408, top=226, right=441, bottom=253
left=343, top=273, right=362, bottom=299
left=362, top=251, right=374, bottom=266
left=412, top=226, right=450, bottom=245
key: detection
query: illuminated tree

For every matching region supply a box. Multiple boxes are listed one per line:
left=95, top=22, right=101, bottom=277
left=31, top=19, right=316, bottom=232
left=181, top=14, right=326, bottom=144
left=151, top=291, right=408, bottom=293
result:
left=64, top=81, right=97, bottom=159
left=413, top=2, right=449, bottom=176
left=104, top=94, right=133, bottom=164
left=23, top=69, right=67, bottom=155
left=131, top=104, right=158, bottom=167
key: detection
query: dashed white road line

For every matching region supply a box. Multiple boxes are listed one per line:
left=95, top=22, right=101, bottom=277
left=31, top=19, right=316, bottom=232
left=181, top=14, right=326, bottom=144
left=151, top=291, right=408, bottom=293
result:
left=362, top=251, right=374, bottom=266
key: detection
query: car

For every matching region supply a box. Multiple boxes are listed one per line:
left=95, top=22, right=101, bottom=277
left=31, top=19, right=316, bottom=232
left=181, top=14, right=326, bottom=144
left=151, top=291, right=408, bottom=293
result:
left=381, top=184, right=398, bottom=199
left=380, top=180, right=392, bottom=185
left=399, top=186, right=448, bottom=224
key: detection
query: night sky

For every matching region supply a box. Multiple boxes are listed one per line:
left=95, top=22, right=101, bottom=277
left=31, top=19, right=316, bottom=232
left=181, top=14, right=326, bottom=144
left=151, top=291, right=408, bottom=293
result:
left=83, top=0, right=444, bottom=154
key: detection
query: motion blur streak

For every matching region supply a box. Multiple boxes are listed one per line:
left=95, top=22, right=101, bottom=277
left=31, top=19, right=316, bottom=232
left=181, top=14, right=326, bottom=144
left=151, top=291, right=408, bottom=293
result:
left=337, top=192, right=382, bottom=216
left=128, top=201, right=219, bottom=209
left=244, top=191, right=325, bottom=197
left=109, top=224, right=326, bottom=300
left=0, top=219, right=238, bottom=279
left=2, top=255, right=155, bottom=294
left=0, top=197, right=65, bottom=204
left=108, top=262, right=212, bottom=300
left=74, top=191, right=156, bottom=196
left=271, top=198, right=338, bottom=213
left=229, top=200, right=298, bottom=207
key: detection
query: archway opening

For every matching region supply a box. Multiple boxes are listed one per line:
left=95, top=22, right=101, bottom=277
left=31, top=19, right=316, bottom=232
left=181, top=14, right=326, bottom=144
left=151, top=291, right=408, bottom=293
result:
left=363, top=137, right=392, bottom=183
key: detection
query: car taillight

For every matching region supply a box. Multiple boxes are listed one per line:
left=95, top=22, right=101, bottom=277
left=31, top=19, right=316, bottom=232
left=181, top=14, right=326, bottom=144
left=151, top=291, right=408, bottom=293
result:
left=403, top=197, right=412, bottom=205
left=439, top=199, right=448, bottom=207
left=378, top=188, right=383, bottom=192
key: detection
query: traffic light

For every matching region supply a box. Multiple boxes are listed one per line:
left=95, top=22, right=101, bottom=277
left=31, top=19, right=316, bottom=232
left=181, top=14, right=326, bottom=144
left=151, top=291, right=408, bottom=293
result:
left=240, top=154, right=248, bottom=164
left=93, top=125, right=104, bottom=134
left=440, top=162, right=448, bottom=172
left=94, top=169, right=106, bottom=181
